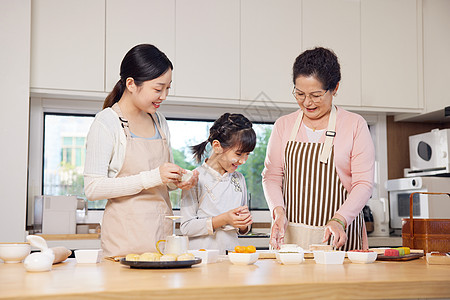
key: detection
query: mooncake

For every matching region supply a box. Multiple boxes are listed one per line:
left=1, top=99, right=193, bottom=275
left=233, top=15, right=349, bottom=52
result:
left=177, top=253, right=195, bottom=261
left=139, top=252, right=162, bottom=261
left=160, top=254, right=178, bottom=261
left=125, top=253, right=141, bottom=261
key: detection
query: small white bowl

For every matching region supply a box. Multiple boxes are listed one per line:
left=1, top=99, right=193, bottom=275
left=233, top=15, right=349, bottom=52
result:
left=189, top=249, right=219, bottom=264
left=74, top=249, right=103, bottom=263
left=313, top=251, right=345, bottom=265
left=0, top=243, right=31, bottom=263
left=228, top=252, right=259, bottom=265
left=347, top=251, right=378, bottom=264
left=276, top=252, right=304, bottom=265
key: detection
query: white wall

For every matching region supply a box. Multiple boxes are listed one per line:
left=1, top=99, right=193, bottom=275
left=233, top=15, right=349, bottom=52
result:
left=0, top=0, right=31, bottom=242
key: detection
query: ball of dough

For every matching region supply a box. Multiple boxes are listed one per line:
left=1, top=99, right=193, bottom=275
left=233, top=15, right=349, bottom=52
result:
left=125, top=254, right=140, bottom=261
left=160, top=254, right=178, bottom=261
left=181, top=170, right=193, bottom=182
left=139, top=252, right=162, bottom=261
left=177, top=253, right=195, bottom=261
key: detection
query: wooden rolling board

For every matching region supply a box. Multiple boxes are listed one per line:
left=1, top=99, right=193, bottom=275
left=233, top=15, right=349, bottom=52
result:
left=377, top=253, right=423, bottom=261
left=37, top=234, right=100, bottom=240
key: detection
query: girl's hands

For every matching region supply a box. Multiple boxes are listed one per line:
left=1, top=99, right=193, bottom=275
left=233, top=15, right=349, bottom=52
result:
left=212, top=206, right=252, bottom=231
left=269, top=206, right=288, bottom=250
left=322, top=214, right=348, bottom=248
left=229, top=206, right=252, bottom=231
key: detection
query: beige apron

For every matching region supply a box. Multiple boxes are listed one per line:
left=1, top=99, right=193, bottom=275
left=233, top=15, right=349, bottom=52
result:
left=101, top=103, right=173, bottom=257
left=283, top=105, right=364, bottom=251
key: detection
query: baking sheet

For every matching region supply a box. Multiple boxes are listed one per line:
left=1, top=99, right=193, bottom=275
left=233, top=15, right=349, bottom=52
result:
left=120, top=257, right=202, bottom=269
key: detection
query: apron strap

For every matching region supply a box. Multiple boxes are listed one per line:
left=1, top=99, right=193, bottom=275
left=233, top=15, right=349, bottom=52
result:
left=288, top=105, right=337, bottom=164
left=149, top=113, right=167, bottom=141
left=319, top=105, right=337, bottom=164
left=289, top=110, right=304, bottom=141
left=112, top=103, right=131, bottom=137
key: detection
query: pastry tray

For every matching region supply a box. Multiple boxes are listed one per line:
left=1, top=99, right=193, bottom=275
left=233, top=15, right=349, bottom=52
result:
left=120, top=257, right=202, bottom=269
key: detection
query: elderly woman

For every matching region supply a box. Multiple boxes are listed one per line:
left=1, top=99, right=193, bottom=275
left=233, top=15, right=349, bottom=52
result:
left=262, top=47, right=375, bottom=251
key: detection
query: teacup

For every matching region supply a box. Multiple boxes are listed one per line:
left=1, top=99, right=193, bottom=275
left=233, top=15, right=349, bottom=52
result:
left=156, top=235, right=189, bottom=255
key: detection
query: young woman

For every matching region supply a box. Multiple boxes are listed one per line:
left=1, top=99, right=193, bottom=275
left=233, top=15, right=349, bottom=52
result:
left=84, top=44, right=198, bottom=257
left=180, top=113, right=256, bottom=254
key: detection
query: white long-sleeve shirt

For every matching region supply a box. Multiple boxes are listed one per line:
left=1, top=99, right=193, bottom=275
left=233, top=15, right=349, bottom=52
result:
left=83, top=107, right=174, bottom=201
left=180, top=163, right=250, bottom=254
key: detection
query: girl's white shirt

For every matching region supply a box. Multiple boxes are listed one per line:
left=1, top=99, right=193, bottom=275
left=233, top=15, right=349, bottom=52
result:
left=180, top=163, right=250, bottom=254
left=83, top=107, right=174, bottom=201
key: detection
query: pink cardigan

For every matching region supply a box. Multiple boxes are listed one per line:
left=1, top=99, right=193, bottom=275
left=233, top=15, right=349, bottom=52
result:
left=262, top=106, right=375, bottom=227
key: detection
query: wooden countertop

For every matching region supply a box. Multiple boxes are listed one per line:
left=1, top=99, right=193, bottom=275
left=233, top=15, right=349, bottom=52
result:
left=1, top=256, right=450, bottom=299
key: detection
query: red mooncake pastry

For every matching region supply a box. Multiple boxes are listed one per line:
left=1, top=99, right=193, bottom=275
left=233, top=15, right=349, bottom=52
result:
left=384, top=249, right=400, bottom=256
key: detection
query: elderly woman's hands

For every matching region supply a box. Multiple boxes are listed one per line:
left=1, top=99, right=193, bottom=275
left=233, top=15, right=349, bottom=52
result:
left=322, top=214, right=348, bottom=248
left=269, top=206, right=288, bottom=250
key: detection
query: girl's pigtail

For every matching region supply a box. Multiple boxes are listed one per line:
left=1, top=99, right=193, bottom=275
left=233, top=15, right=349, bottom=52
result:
left=191, top=140, right=209, bottom=163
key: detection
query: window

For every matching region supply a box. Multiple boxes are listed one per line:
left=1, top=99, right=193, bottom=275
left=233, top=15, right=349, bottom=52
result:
left=42, top=113, right=105, bottom=208
left=41, top=114, right=273, bottom=210
left=167, top=120, right=272, bottom=210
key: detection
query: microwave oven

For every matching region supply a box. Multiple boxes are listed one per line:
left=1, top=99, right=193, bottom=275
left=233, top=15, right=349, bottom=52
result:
left=405, top=128, right=450, bottom=177
left=385, top=177, right=450, bottom=231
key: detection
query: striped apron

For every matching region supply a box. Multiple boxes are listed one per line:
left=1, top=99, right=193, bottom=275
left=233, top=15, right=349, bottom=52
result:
left=283, top=105, right=364, bottom=251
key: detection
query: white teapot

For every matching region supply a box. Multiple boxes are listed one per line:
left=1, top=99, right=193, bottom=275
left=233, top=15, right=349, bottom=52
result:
left=23, top=235, right=55, bottom=272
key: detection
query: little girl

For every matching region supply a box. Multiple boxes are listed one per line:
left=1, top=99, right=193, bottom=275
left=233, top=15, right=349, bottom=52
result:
left=180, top=113, right=256, bottom=254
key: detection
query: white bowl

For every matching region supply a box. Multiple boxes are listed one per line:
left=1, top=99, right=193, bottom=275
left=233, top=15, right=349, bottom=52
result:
left=347, top=251, right=378, bottom=264
left=228, top=252, right=259, bottom=265
left=276, top=252, right=304, bottom=265
left=313, top=251, right=345, bottom=265
left=189, top=249, right=219, bottom=264
left=74, top=249, right=103, bottom=263
left=0, top=243, right=31, bottom=263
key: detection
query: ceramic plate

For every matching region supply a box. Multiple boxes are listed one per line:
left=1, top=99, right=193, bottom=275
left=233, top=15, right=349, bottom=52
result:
left=120, top=257, right=202, bottom=269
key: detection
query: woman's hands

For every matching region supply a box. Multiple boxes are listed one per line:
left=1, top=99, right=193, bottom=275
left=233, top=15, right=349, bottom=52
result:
left=175, top=170, right=199, bottom=190
left=322, top=214, right=348, bottom=248
left=270, top=206, right=288, bottom=250
left=159, top=163, right=199, bottom=190
left=212, top=206, right=253, bottom=231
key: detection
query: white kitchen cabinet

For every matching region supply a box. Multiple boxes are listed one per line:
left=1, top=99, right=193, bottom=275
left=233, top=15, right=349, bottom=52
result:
left=302, top=0, right=361, bottom=107
left=361, top=0, right=421, bottom=109
left=105, top=0, right=175, bottom=93
left=423, top=0, right=450, bottom=113
left=240, top=0, right=301, bottom=109
left=30, top=0, right=105, bottom=92
left=0, top=0, right=30, bottom=242
left=175, top=0, right=240, bottom=100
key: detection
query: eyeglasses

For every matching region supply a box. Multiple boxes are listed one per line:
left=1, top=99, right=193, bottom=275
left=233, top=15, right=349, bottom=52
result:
left=292, top=87, right=329, bottom=103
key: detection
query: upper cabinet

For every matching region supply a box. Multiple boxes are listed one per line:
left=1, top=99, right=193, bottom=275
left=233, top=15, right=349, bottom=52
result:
left=105, top=0, right=175, bottom=93
left=302, top=0, right=361, bottom=107
left=422, top=0, right=450, bottom=113
left=174, top=0, right=240, bottom=100
left=240, top=0, right=301, bottom=106
left=30, top=0, right=105, bottom=92
left=30, top=0, right=443, bottom=117
left=361, top=0, right=421, bottom=109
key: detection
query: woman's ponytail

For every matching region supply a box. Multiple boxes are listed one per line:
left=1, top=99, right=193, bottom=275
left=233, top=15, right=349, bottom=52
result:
left=103, top=80, right=125, bottom=109
left=191, top=140, right=209, bottom=163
